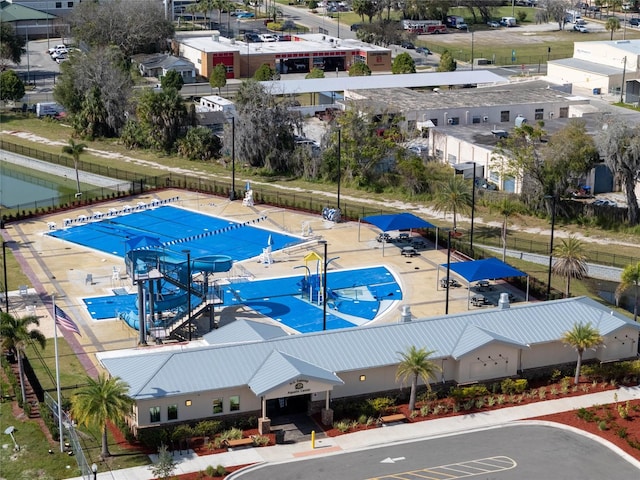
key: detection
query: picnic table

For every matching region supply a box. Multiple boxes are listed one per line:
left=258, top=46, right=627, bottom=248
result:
left=401, top=246, right=418, bottom=257
left=471, top=294, right=486, bottom=306
left=440, top=277, right=460, bottom=289
left=477, top=280, right=493, bottom=290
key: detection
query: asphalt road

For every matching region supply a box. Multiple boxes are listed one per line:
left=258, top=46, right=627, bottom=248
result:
left=231, top=424, right=640, bottom=479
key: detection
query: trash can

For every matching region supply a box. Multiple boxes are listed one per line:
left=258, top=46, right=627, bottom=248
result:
left=275, top=430, right=285, bottom=445
left=593, top=88, right=601, bottom=95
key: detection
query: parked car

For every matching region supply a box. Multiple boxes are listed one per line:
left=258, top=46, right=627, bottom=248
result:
left=48, top=44, right=66, bottom=54
left=487, top=20, right=500, bottom=28
left=236, top=12, right=255, bottom=18
left=400, top=41, right=415, bottom=49
left=259, top=34, right=277, bottom=42
left=593, top=199, right=617, bottom=207
left=51, top=48, right=68, bottom=59
left=350, top=23, right=362, bottom=31
left=244, top=32, right=262, bottom=43
left=415, top=47, right=432, bottom=55
left=630, top=18, right=640, bottom=26
left=456, top=22, right=468, bottom=30
left=573, top=24, right=588, bottom=33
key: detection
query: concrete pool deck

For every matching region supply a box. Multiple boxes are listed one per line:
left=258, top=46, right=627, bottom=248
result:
left=2, top=189, right=529, bottom=373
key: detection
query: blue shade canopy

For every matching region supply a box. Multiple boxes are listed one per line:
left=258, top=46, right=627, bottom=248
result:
left=126, top=235, right=163, bottom=251
left=442, top=257, right=527, bottom=283
left=363, top=213, right=436, bottom=232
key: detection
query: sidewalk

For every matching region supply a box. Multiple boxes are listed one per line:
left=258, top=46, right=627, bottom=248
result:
left=70, top=385, right=640, bottom=479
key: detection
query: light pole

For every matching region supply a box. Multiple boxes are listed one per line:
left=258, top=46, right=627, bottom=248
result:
left=337, top=128, right=341, bottom=213
left=183, top=250, right=192, bottom=340
left=445, top=230, right=452, bottom=315
left=230, top=115, right=236, bottom=200
left=470, top=28, right=474, bottom=71
left=320, top=240, right=328, bottom=330
left=4, top=426, right=19, bottom=451
left=470, top=162, right=476, bottom=252
left=91, top=463, right=98, bottom=480
left=621, top=56, right=627, bottom=103
left=2, top=241, right=8, bottom=313
left=546, top=196, right=557, bottom=301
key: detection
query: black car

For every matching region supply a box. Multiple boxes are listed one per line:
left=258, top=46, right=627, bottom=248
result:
left=244, top=32, right=262, bottom=43
left=401, top=41, right=415, bottom=49
left=350, top=23, right=362, bottom=31
left=630, top=18, right=640, bottom=26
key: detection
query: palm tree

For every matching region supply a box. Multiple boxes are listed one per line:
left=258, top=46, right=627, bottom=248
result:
left=561, top=322, right=603, bottom=385
left=62, top=138, right=86, bottom=195
left=552, top=236, right=588, bottom=298
left=490, top=198, right=521, bottom=262
left=605, top=16, right=621, bottom=40
left=616, top=261, right=640, bottom=322
left=395, top=346, right=441, bottom=411
left=71, top=373, right=133, bottom=459
left=432, top=175, right=472, bottom=231
left=0, top=311, right=46, bottom=407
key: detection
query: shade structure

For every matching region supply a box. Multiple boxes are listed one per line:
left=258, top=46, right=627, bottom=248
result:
left=362, top=213, right=436, bottom=232
left=438, top=257, right=529, bottom=308
left=125, top=235, right=163, bottom=251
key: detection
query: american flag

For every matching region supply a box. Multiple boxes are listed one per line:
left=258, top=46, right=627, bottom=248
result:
left=55, top=305, right=81, bottom=336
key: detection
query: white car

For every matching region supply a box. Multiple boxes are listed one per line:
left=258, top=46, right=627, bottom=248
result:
left=48, top=44, right=66, bottom=54
left=51, top=48, right=68, bottom=59
left=259, top=34, right=277, bottom=42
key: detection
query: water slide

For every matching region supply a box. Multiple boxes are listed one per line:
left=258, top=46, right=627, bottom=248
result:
left=120, top=250, right=233, bottom=330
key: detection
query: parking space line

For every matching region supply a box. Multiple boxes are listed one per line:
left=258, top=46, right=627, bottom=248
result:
left=366, top=456, right=517, bottom=480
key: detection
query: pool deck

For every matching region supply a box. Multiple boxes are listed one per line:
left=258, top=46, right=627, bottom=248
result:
left=2, top=189, right=528, bottom=373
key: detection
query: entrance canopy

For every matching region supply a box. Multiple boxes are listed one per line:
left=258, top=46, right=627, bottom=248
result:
left=444, top=257, right=526, bottom=283
left=362, top=213, right=436, bottom=232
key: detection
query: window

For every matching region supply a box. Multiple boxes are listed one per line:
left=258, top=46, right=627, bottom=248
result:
left=472, top=116, right=481, bottom=124
left=67, top=1, right=74, bottom=7
left=534, top=108, right=544, bottom=120
left=55, top=2, right=62, bottom=7
left=447, top=154, right=457, bottom=164
left=229, top=395, right=240, bottom=412
left=435, top=149, right=444, bottom=160
left=150, top=406, right=160, bottom=423
left=500, top=110, right=510, bottom=122
left=167, top=404, right=178, bottom=421
left=559, top=107, right=568, bottom=118
left=448, top=117, right=459, bottom=125
left=212, top=398, right=223, bottom=414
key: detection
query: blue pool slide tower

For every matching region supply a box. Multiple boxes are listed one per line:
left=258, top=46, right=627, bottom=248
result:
left=124, top=237, right=233, bottom=344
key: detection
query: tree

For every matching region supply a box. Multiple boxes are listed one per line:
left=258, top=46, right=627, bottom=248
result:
left=70, top=374, right=133, bottom=459
left=69, top=0, right=174, bottom=59
left=391, top=52, right=416, bottom=74
left=552, top=236, right=588, bottom=298
left=561, top=322, right=603, bottom=385
left=160, top=70, right=184, bottom=92
left=348, top=62, right=372, bottom=76
left=148, top=444, right=176, bottom=480
left=605, top=16, right=621, bottom=40
left=437, top=49, right=456, bottom=72
left=177, top=126, right=222, bottom=161
left=0, top=70, right=25, bottom=102
left=432, top=175, right=472, bottom=230
left=62, top=139, right=87, bottom=195
left=490, top=198, right=522, bottom=262
left=253, top=63, right=276, bottom=81
left=0, top=312, right=46, bottom=409
left=209, top=63, right=227, bottom=95
left=616, top=261, right=640, bottom=322
left=136, top=87, right=190, bottom=152
left=0, top=23, right=26, bottom=69
left=306, top=67, right=325, bottom=79
left=395, top=346, right=441, bottom=411
left=596, top=118, right=640, bottom=226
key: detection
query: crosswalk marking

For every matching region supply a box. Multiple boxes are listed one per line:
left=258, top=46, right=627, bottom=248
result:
left=366, top=456, right=517, bottom=480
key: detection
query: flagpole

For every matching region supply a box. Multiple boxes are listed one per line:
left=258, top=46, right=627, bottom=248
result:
left=53, top=295, right=64, bottom=453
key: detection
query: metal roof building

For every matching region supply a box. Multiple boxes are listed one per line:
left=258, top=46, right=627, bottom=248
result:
left=98, top=296, right=639, bottom=432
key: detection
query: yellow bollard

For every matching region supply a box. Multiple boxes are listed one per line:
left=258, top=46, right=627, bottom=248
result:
left=311, top=430, right=315, bottom=449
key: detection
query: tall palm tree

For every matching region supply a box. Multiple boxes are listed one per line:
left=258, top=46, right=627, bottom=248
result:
left=552, top=236, right=588, bottom=298
left=432, top=175, right=472, bottom=231
left=616, top=261, right=640, bottom=322
left=561, top=322, right=603, bottom=385
left=62, top=138, right=87, bottom=195
left=605, top=16, right=621, bottom=40
left=0, top=311, right=46, bottom=407
left=71, top=374, right=133, bottom=459
left=395, top=346, right=441, bottom=411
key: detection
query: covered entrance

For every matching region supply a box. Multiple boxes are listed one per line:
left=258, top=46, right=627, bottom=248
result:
left=265, top=393, right=310, bottom=417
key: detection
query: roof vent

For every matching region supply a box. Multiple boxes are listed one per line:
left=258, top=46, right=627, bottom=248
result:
left=400, top=305, right=412, bottom=323
left=498, top=292, right=510, bottom=309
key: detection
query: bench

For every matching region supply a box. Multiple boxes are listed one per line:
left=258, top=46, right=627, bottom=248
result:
left=224, top=437, right=254, bottom=449
left=379, top=413, right=407, bottom=425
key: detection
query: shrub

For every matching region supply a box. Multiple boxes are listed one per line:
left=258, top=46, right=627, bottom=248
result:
left=577, top=408, right=595, bottom=422
left=253, top=435, right=269, bottom=446
left=597, top=420, right=608, bottom=431
left=205, top=465, right=216, bottom=476
left=501, top=378, right=528, bottom=394
left=366, top=397, right=395, bottom=415
left=618, top=402, right=630, bottom=420
left=420, top=404, right=431, bottom=416
left=450, top=384, right=489, bottom=401
left=617, top=427, right=628, bottom=439
left=333, top=420, right=351, bottom=433
left=195, top=420, right=222, bottom=437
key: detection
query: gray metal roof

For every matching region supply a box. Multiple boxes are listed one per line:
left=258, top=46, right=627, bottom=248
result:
left=549, top=57, right=623, bottom=76
left=260, top=71, right=507, bottom=95
left=99, top=297, right=639, bottom=400
left=202, top=319, right=289, bottom=345
left=247, top=351, right=343, bottom=396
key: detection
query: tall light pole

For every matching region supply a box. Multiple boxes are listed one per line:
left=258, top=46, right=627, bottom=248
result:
left=230, top=116, right=236, bottom=200
left=470, top=28, right=474, bottom=71
left=337, top=128, right=341, bottom=214
left=470, top=162, right=476, bottom=252
left=183, top=250, right=192, bottom=340
left=2, top=241, right=8, bottom=313
left=445, top=230, right=452, bottom=315
left=546, top=196, right=557, bottom=301
left=620, top=56, right=627, bottom=103
left=320, top=240, right=328, bottom=330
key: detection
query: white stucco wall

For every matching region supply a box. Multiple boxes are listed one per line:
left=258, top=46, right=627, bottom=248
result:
left=455, top=345, right=519, bottom=384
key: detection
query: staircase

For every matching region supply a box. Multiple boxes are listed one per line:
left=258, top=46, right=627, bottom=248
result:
left=9, top=358, right=41, bottom=419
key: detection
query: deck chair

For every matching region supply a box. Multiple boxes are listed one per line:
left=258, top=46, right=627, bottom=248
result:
left=85, top=274, right=93, bottom=285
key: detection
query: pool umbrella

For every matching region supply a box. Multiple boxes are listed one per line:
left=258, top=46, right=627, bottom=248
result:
left=246, top=181, right=251, bottom=191
left=267, top=234, right=273, bottom=248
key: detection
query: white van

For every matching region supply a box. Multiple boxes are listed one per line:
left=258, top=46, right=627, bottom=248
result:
left=500, top=17, right=517, bottom=27
left=36, top=102, right=64, bottom=118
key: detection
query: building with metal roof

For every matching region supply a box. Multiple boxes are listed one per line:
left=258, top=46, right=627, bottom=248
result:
left=1, top=0, right=56, bottom=37
left=97, top=296, right=639, bottom=434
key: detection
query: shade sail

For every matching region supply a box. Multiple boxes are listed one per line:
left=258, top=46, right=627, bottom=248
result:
left=126, top=235, right=163, bottom=251
left=362, top=213, right=436, bottom=232
left=442, top=257, right=526, bottom=283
